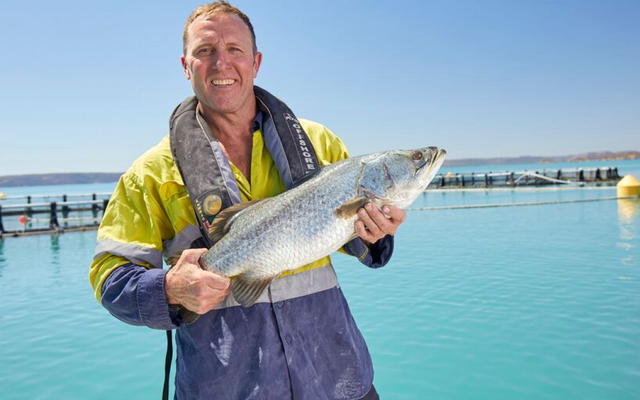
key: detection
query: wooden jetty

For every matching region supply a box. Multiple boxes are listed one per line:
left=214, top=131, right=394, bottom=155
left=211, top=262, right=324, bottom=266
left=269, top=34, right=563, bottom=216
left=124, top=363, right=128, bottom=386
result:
left=432, top=167, right=620, bottom=189
left=0, top=193, right=110, bottom=238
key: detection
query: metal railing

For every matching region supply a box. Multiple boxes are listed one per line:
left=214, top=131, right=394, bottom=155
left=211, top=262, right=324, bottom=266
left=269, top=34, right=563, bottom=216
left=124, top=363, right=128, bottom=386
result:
left=0, top=193, right=111, bottom=237
left=432, top=167, right=620, bottom=188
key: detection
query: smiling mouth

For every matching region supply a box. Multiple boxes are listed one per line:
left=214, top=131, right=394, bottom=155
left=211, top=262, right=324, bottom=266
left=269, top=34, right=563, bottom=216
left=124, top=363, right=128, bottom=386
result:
left=212, top=79, right=236, bottom=86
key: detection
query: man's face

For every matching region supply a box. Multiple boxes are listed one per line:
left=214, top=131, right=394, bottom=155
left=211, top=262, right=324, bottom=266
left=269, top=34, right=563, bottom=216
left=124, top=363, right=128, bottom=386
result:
left=181, top=14, right=262, bottom=117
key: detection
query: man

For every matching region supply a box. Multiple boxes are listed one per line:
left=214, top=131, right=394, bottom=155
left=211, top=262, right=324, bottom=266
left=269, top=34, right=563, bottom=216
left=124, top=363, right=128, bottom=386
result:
left=90, top=2, right=406, bottom=399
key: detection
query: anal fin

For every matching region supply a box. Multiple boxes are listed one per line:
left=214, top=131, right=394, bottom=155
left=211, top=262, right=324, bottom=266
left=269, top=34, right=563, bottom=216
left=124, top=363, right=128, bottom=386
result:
left=177, top=307, right=200, bottom=324
left=230, top=273, right=277, bottom=307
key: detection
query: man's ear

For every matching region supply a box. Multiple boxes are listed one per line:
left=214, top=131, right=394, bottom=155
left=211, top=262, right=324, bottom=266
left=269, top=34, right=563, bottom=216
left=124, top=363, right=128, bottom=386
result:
left=181, top=56, right=191, bottom=80
left=253, top=52, right=263, bottom=78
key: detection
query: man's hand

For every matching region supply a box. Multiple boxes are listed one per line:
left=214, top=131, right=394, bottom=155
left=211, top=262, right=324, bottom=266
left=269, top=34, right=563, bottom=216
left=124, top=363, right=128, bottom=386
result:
left=355, top=203, right=407, bottom=245
left=164, top=248, right=230, bottom=314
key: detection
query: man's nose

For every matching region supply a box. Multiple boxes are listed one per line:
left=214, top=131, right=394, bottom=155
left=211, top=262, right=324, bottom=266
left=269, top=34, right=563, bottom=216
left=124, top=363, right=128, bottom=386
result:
left=213, top=51, right=231, bottom=68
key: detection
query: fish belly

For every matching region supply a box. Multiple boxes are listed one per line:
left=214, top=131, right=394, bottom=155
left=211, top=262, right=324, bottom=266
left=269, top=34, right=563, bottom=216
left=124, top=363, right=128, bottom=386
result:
left=202, top=160, right=362, bottom=279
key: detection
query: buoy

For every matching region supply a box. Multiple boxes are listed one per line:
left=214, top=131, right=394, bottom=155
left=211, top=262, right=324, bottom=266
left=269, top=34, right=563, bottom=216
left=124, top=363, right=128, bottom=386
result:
left=0, top=192, right=6, bottom=199
left=617, top=175, right=640, bottom=197
left=19, top=215, right=28, bottom=225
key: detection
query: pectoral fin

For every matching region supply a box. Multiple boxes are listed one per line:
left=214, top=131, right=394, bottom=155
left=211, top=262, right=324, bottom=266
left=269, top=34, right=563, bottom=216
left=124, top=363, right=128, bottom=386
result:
left=335, top=197, right=368, bottom=219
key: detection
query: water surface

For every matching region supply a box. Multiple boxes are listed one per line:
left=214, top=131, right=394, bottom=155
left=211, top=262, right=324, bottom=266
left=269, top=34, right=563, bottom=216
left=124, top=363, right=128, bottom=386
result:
left=1, top=163, right=639, bottom=399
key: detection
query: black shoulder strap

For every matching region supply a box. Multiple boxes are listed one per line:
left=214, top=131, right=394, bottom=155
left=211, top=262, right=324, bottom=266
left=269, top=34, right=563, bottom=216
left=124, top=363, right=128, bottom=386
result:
left=164, top=88, right=322, bottom=399
left=254, top=86, right=320, bottom=187
left=169, top=86, right=321, bottom=249
left=169, top=96, right=234, bottom=249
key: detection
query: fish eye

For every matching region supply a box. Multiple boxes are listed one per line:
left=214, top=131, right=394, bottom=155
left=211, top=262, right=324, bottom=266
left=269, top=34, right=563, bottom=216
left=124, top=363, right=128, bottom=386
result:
left=413, top=151, right=423, bottom=161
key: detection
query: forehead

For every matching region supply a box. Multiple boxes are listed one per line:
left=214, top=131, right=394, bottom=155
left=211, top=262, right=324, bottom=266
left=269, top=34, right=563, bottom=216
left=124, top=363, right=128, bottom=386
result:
left=187, top=14, right=252, bottom=46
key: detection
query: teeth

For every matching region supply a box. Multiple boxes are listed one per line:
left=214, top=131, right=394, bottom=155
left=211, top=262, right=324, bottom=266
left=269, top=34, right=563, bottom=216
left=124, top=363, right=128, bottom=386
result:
left=212, top=79, right=235, bottom=86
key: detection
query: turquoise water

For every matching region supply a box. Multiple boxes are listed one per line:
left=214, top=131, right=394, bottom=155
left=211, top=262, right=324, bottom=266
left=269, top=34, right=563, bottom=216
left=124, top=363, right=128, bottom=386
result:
left=1, top=161, right=640, bottom=399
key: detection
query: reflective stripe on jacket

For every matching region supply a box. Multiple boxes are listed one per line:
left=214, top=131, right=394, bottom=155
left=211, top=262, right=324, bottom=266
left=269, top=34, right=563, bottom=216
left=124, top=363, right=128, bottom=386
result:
left=89, top=116, right=394, bottom=399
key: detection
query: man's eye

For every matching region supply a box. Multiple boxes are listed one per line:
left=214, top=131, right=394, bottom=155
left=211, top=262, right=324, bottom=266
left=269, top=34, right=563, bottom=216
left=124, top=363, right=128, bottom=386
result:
left=229, top=47, right=241, bottom=52
left=198, top=48, right=213, bottom=54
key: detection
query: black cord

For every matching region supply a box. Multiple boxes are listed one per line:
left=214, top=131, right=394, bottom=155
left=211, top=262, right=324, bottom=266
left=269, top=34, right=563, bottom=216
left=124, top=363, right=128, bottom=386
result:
left=163, top=330, right=173, bottom=400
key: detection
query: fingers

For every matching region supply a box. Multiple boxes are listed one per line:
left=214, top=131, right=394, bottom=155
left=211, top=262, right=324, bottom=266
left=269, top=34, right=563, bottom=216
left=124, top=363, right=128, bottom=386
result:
left=202, top=271, right=231, bottom=291
left=381, top=205, right=407, bottom=224
left=194, top=271, right=230, bottom=313
left=355, top=204, right=408, bottom=243
left=193, top=278, right=230, bottom=314
left=361, top=203, right=394, bottom=234
left=179, top=248, right=208, bottom=266
left=173, top=270, right=230, bottom=314
left=358, top=205, right=384, bottom=236
left=355, top=219, right=375, bottom=244
left=165, top=250, right=231, bottom=313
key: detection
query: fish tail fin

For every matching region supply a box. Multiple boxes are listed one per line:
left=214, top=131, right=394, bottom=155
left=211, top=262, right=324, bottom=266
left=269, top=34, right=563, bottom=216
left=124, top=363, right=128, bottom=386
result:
left=231, top=274, right=276, bottom=307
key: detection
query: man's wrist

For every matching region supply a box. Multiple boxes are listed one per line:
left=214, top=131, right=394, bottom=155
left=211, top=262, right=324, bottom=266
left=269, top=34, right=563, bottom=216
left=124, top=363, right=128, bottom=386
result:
left=164, top=270, right=178, bottom=305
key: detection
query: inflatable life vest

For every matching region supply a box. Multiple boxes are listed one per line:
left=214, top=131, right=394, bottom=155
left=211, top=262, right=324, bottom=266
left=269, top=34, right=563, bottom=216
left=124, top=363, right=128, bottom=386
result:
left=169, top=86, right=321, bottom=249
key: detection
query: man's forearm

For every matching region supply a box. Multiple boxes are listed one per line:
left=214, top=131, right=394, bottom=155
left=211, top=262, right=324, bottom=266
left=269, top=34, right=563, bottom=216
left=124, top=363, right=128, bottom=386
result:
left=101, top=263, right=179, bottom=330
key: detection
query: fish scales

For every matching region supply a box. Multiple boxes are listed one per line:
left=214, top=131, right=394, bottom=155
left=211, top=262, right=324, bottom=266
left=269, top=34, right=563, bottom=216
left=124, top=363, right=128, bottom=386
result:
left=186, top=146, right=446, bottom=310
left=202, top=158, right=364, bottom=278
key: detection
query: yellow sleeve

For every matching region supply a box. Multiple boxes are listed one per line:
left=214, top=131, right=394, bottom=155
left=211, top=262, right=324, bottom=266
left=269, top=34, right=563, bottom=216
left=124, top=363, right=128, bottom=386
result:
left=89, top=170, right=172, bottom=302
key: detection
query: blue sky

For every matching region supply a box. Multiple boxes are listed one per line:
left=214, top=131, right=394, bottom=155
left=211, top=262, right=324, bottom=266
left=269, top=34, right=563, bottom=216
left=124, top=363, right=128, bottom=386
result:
left=1, top=0, right=638, bottom=175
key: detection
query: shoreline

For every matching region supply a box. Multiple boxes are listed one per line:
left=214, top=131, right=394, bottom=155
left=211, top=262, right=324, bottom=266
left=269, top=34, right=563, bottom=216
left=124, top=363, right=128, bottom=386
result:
left=1, top=153, right=639, bottom=188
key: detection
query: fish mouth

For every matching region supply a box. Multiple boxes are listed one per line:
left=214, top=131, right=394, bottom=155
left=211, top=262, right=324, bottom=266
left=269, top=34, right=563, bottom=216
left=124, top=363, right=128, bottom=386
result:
left=417, top=147, right=446, bottom=181
left=435, top=148, right=446, bottom=165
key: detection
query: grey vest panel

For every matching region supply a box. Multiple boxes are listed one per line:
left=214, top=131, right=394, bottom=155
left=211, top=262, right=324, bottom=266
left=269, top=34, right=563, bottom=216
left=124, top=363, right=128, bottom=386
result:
left=169, top=86, right=320, bottom=249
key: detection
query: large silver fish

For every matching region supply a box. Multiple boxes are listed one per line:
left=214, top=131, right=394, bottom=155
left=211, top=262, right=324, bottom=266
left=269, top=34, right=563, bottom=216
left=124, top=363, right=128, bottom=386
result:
left=183, top=146, right=445, bottom=308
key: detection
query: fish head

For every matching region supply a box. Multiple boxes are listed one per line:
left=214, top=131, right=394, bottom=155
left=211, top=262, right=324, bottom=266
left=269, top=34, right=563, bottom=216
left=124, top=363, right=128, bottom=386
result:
left=360, top=147, right=446, bottom=209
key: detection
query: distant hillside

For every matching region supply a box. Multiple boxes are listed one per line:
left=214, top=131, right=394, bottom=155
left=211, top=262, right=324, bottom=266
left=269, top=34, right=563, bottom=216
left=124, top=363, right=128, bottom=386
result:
left=0, top=173, right=122, bottom=188
left=562, top=151, right=640, bottom=162
left=1, top=151, right=638, bottom=188
left=443, top=151, right=640, bottom=167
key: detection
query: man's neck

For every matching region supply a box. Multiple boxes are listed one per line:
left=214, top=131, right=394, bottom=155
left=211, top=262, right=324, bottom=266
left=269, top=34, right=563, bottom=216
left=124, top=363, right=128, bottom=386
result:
left=198, top=101, right=256, bottom=182
left=198, top=102, right=256, bottom=144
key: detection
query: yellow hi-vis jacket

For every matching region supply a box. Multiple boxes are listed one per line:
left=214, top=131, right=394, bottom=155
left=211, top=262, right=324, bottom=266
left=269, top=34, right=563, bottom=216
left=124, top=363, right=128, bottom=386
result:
left=89, top=118, right=352, bottom=302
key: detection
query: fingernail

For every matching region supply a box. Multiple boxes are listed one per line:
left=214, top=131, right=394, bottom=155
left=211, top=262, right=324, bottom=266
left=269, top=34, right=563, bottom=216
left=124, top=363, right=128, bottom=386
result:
left=382, top=206, right=389, bottom=213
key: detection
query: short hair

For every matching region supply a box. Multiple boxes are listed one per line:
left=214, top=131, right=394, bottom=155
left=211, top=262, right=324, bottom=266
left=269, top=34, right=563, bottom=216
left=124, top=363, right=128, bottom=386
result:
left=183, top=1, right=257, bottom=55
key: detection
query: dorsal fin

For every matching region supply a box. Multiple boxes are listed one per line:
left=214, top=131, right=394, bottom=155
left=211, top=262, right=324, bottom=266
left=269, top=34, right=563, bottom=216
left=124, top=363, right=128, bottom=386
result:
left=208, top=199, right=266, bottom=243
